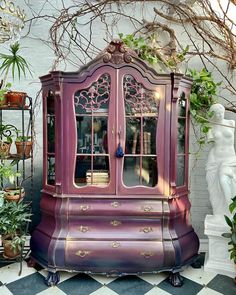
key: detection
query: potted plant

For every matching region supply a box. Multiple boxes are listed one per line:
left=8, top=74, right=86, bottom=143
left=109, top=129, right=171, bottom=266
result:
left=0, top=199, right=31, bottom=258
left=0, top=161, right=24, bottom=202
left=222, top=196, right=236, bottom=283
left=0, top=123, right=17, bottom=157
left=0, top=82, right=11, bottom=106
left=0, top=42, right=32, bottom=107
left=15, top=135, right=33, bottom=158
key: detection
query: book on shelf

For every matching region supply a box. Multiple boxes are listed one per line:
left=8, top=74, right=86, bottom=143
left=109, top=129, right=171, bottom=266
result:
left=86, top=170, right=109, bottom=185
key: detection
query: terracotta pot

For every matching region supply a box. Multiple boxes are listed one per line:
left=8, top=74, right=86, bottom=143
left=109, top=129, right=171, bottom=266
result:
left=4, top=187, right=25, bottom=202
left=5, top=91, right=27, bottom=107
left=15, top=141, right=33, bottom=157
left=2, top=238, right=20, bottom=259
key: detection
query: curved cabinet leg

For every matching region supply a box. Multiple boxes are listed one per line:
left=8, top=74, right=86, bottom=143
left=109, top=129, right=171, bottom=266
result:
left=45, top=271, right=60, bottom=286
left=168, top=272, right=184, bottom=287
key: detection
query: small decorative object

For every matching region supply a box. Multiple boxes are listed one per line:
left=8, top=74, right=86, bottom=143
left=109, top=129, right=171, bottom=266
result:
left=115, top=143, right=124, bottom=158
left=0, top=123, right=17, bottom=157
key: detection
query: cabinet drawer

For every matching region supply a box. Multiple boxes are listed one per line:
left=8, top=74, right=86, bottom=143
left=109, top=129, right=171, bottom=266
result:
left=67, top=217, right=162, bottom=240
left=68, top=199, right=164, bottom=217
left=65, top=240, right=166, bottom=273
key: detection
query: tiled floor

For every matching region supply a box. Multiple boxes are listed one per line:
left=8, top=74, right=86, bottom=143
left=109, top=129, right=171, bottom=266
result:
left=0, top=254, right=235, bottom=295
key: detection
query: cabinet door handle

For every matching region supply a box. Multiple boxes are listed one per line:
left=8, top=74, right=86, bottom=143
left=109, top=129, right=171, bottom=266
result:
left=110, top=220, right=122, bottom=226
left=141, top=205, right=153, bottom=212
left=78, top=226, right=89, bottom=233
left=111, top=241, right=120, bottom=248
left=76, top=250, right=90, bottom=258
left=140, top=251, right=154, bottom=259
left=80, top=205, right=90, bottom=211
left=140, top=227, right=153, bottom=233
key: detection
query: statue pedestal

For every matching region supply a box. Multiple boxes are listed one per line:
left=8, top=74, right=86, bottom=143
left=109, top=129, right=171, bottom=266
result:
left=204, top=215, right=235, bottom=278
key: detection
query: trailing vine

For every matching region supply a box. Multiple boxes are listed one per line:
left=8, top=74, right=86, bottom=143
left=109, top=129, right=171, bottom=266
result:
left=119, top=33, right=221, bottom=151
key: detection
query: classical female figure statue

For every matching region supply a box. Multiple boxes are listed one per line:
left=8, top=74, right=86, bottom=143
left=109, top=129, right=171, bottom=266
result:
left=206, top=103, right=236, bottom=216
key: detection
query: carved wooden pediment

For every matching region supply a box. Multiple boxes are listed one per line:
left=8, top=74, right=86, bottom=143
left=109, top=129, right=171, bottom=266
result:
left=102, top=39, right=137, bottom=64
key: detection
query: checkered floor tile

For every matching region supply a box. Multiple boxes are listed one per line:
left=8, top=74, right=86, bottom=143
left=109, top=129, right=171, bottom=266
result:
left=0, top=254, right=235, bottom=295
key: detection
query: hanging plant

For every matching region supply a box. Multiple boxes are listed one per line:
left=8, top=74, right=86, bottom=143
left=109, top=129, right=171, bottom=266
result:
left=188, top=68, right=221, bottom=149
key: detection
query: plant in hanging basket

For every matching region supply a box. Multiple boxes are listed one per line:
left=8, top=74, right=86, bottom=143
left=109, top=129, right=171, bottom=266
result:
left=0, top=200, right=32, bottom=258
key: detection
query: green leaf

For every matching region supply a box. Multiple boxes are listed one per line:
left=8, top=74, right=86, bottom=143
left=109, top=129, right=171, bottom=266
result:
left=222, top=233, right=231, bottom=238
left=224, top=215, right=232, bottom=227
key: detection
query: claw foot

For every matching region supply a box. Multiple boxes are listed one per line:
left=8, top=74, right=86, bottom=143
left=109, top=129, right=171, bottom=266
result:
left=168, top=272, right=184, bottom=287
left=45, top=271, right=60, bottom=286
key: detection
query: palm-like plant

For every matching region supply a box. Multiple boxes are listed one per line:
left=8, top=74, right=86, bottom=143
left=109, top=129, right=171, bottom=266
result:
left=0, top=42, right=32, bottom=88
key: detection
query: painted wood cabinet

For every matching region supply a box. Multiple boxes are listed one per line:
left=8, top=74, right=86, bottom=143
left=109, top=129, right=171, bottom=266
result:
left=30, top=40, right=199, bottom=286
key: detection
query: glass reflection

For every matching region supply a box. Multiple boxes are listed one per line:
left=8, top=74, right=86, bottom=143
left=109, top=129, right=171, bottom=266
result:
left=75, top=156, right=91, bottom=186
left=125, top=117, right=140, bottom=154
left=77, top=117, right=92, bottom=153
left=93, top=117, right=108, bottom=154
left=142, top=157, right=157, bottom=187
left=177, top=118, right=185, bottom=154
left=47, top=156, right=55, bottom=185
left=143, top=117, right=157, bottom=154
left=178, top=93, right=186, bottom=117
left=47, top=91, right=54, bottom=115
left=123, top=157, right=140, bottom=186
left=47, top=115, right=55, bottom=153
left=89, top=156, right=110, bottom=185
left=177, top=155, right=185, bottom=186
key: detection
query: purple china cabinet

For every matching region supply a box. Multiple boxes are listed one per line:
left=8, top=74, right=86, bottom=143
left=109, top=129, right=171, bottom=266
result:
left=30, top=40, right=199, bottom=286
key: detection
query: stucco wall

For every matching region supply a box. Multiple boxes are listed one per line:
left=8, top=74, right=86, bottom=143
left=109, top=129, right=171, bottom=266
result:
left=1, top=1, right=235, bottom=238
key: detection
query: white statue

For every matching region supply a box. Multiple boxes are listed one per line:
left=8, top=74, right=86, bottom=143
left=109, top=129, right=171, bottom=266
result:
left=206, top=103, right=236, bottom=216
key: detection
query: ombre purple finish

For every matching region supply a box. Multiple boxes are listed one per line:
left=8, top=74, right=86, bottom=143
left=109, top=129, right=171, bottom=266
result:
left=30, top=40, right=199, bottom=275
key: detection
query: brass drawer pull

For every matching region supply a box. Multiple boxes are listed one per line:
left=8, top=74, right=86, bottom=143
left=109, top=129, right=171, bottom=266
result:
left=80, top=205, right=90, bottom=211
left=140, top=227, right=153, bottom=233
left=111, top=241, right=120, bottom=248
left=78, top=226, right=89, bottom=233
left=141, top=205, right=153, bottom=212
left=110, top=220, right=122, bottom=226
left=111, top=201, right=120, bottom=208
left=76, top=250, right=91, bottom=258
left=140, top=251, right=154, bottom=259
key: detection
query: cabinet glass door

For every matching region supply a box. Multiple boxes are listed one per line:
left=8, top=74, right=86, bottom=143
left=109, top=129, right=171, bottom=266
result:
left=117, top=71, right=164, bottom=195
left=73, top=73, right=115, bottom=191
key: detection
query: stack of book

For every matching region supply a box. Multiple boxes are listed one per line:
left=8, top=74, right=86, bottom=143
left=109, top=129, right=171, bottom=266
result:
left=86, top=170, right=109, bottom=185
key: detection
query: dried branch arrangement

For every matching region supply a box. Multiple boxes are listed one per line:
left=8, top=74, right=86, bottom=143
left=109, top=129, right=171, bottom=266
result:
left=24, top=0, right=236, bottom=109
